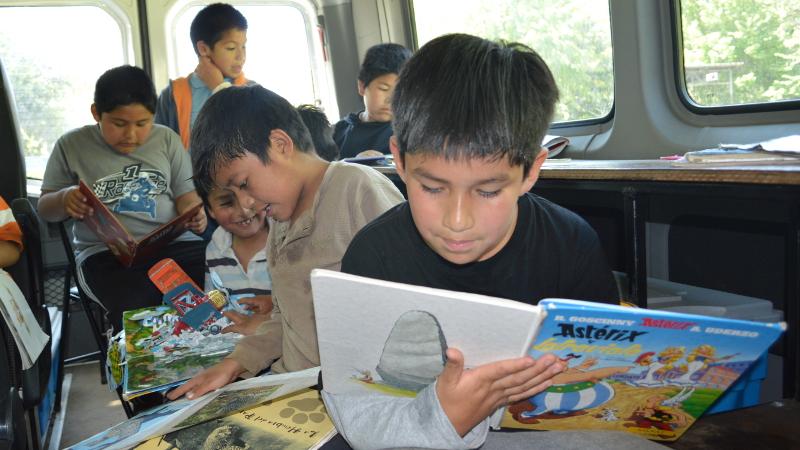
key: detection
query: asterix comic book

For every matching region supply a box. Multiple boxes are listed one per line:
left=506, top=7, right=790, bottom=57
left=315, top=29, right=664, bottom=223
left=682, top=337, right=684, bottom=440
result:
left=501, top=299, right=785, bottom=441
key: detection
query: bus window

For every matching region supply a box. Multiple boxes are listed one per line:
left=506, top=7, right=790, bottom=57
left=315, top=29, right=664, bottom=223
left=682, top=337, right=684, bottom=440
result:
left=167, top=1, right=333, bottom=116
left=0, top=4, right=131, bottom=180
left=411, top=0, right=614, bottom=124
left=678, top=0, right=800, bottom=109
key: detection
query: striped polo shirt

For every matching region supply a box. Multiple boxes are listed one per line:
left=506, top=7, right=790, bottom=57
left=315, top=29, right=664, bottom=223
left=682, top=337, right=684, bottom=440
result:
left=204, top=225, right=272, bottom=298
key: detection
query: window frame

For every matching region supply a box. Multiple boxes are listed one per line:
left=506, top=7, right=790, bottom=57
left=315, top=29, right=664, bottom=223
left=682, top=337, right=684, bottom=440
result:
left=407, top=0, right=616, bottom=127
left=670, top=0, right=800, bottom=115
left=163, top=0, right=336, bottom=116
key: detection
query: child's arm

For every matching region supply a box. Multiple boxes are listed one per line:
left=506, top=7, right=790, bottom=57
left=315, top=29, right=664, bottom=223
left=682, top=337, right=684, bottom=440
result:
left=175, top=191, right=207, bottom=234
left=167, top=357, right=245, bottom=400
left=0, top=241, right=21, bottom=268
left=323, top=350, right=563, bottom=449
left=38, top=187, right=94, bottom=222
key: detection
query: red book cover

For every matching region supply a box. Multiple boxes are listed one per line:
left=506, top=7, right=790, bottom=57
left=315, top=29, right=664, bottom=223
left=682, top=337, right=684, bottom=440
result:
left=78, top=180, right=202, bottom=267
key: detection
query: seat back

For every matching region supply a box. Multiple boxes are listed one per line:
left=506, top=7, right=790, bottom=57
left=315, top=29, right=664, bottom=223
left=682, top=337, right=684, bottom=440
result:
left=0, top=57, right=26, bottom=201
left=0, top=324, right=28, bottom=450
left=8, top=198, right=52, bottom=412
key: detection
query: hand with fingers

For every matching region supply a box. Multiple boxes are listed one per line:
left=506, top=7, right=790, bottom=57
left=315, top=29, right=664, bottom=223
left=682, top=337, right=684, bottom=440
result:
left=436, top=348, right=564, bottom=436
left=63, top=186, right=93, bottom=219
left=185, top=207, right=207, bottom=234
left=195, top=54, right=224, bottom=90
left=238, top=295, right=273, bottom=315
left=166, top=358, right=244, bottom=400
left=222, top=310, right=269, bottom=336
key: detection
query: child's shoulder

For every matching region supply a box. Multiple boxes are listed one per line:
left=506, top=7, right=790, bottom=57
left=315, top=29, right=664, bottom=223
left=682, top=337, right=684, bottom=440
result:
left=324, top=160, right=392, bottom=188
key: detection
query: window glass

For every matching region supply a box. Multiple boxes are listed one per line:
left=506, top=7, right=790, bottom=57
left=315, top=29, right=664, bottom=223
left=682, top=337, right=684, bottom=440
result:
left=0, top=5, right=128, bottom=180
left=680, top=0, right=800, bottom=107
left=412, top=0, right=614, bottom=123
left=171, top=3, right=318, bottom=108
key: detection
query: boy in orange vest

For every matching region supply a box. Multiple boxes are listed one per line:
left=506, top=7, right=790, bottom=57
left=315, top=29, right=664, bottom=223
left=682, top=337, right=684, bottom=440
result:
left=155, top=3, right=253, bottom=150
left=0, top=195, right=22, bottom=268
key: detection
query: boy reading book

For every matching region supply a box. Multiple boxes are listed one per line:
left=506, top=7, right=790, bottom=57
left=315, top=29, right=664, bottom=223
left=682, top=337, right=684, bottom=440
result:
left=166, top=85, right=404, bottom=400
left=320, top=34, right=664, bottom=449
left=38, top=65, right=207, bottom=330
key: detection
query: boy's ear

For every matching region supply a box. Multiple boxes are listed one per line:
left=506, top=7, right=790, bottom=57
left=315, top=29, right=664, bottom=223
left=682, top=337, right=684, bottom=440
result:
left=521, top=147, right=549, bottom=193
left=90, top=104, right=100, bottom=122
left=357, top=80, right=366, bottom=97
left=197, top=41, right=211, bottom=57
left=389, top=136, right=406, bottom=182
left=268, top=129, right=295, bottom=160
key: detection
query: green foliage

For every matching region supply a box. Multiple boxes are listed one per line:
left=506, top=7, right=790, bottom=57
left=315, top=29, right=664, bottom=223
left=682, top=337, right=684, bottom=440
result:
left=0, top=36, right=71, bottom=157
left=681, top=0, right=800, bottom=105
left=466, top=0, right=614, bottom=122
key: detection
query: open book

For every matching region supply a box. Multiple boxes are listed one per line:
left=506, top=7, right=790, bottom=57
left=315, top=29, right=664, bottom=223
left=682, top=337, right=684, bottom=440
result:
left=68, top=367, right=322, bottom=450
left=78, top=180, right=202, bottom=267
left=0, top=269, right=49, bottom=369
left=311, top=269, right=785, bottom=441
left=134, top=387, right=336, bottom=450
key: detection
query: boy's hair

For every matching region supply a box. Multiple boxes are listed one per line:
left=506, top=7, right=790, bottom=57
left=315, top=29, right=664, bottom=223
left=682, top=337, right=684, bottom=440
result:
left=190, top=3, right=248, bottom=55
left=358, top=43, right=412, bottom=88
left=191, top=85, right=314, bottom=195
left=297, top=104, right=339, bottom=162
left=94, top=65, right=157, bottom=115
left=392, top=33, right=559, bottom=173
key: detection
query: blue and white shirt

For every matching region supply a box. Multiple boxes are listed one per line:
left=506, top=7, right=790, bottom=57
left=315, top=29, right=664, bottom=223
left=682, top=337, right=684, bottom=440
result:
left=204, top=225, right=272, bottom=299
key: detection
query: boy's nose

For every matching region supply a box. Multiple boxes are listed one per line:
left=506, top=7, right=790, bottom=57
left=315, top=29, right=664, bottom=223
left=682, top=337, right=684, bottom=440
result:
left=443, top=194, right=473, bottom=232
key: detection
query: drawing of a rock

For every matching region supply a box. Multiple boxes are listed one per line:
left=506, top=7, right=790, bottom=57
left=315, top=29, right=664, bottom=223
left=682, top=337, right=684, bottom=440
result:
left=376, top=310, right=447, bottom=392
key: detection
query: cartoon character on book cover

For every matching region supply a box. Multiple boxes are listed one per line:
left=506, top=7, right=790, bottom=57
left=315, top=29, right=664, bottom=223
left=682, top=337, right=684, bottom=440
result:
left=501, top=303, right=781, bottom=441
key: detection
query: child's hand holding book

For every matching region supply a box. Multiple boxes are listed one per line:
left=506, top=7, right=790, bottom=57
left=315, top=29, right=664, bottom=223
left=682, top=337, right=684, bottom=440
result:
left=436, top=348, right=564, bottom=436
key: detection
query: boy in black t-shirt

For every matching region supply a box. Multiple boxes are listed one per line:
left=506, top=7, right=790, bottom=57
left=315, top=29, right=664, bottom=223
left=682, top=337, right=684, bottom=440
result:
left=322, top=34, right=662, bottom=450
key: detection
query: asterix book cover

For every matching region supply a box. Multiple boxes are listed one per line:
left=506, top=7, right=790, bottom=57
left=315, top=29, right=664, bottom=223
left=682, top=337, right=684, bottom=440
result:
left=501, top=298, right=785, bottom=441
left=135, top=388, right=336, bottom=450
left=78, top=180, right=202, bottom=267
left=68, top=368, right=322, bottom=450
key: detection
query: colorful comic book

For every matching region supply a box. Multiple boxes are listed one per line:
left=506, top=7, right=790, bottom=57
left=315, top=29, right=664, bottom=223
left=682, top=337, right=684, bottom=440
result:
left=68, top=368, right=322, bottom=450
left=122, top=305, right=240, bottom=400
left=78, top=180, right=202, bottom=267
left=311, top=269, right=785, bottom=441
left=501, top=299, right=784, bottom=441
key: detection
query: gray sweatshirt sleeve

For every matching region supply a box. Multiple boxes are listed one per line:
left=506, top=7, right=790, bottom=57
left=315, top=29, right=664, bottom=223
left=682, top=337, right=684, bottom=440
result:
left=322, top=381, right=489, bottom=450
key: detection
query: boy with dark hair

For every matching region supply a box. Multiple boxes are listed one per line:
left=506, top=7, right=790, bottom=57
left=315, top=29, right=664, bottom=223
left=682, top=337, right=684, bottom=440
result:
left=167, top=85, right=403, bottom=400
left=297, top=104, right=339, bottom=162
left=155, top=2, right=252, bottom=149
left=333, top=43, right=411, bottom=159
left=322, top=34, right=663, bottom=449
left=38, top=65, right=207, bottom=330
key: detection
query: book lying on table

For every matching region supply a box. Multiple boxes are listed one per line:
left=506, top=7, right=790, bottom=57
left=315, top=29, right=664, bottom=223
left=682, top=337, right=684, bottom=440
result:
left=680, top=134, right=800, bottom=163
left=311, top=269, right=785, bottom=442
left=135, top=387, right=337, bottom=450
left=68, top=367, right=323, bottom=450
left=78, top=180, right=202, bottom=268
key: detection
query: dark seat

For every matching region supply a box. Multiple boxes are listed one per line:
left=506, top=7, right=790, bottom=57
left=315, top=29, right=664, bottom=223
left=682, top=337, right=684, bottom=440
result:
left=58, top=221, right=134, bottom=418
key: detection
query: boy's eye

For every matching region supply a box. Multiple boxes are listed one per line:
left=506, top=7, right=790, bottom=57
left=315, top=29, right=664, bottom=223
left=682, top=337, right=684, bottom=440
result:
left=239, top=179, right=248, bottom=190
left=477, top=189, right=500, bottom=199
left=420, top=184, right=442, bottom=195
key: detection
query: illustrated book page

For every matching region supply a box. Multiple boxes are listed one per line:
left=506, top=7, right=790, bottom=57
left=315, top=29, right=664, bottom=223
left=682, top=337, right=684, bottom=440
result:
left=501, top=298, right=786, bottom=442
left=78, top=180, right=201, bottom=267
left=311, top=268, right=545, bottom=429
left=68, top=367, right=321, bottom=450
left=135, top=387, right=337, bottom=450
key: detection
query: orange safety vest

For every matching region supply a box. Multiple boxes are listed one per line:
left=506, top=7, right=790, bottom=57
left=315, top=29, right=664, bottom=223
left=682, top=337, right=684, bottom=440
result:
left=172, top=73, right=248, bottom=149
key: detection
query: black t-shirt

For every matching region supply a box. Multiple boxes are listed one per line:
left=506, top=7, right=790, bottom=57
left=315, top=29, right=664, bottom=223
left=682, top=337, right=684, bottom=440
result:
left=333, top=112, right=393, bottom=159
left=341, top=192, right=619, bottom=305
